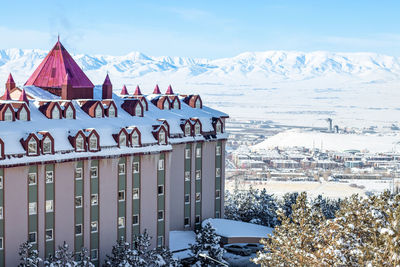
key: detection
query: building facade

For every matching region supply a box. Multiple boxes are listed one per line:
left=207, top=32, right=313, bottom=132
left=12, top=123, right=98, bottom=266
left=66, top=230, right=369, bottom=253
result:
left=0, top=40, right=228, bottom=266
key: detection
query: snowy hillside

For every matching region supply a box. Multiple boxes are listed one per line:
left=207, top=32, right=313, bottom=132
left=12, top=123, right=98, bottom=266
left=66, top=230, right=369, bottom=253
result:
left=1, top=48, right=400, bottom=128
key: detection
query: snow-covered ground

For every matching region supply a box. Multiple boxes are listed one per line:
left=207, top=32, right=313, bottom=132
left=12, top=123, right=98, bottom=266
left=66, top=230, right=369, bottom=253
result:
left=169, top=231, right=196, bottom=260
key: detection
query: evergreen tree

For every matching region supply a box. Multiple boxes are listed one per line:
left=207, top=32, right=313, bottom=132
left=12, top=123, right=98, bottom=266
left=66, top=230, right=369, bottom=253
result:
left=104, top=237, right=137, bottom=267
left=45, top=241, right=76, bottom=267
left=18, top=241, right=42, bottom=267
left=252, top=188, right=278, bottom=227
left=190, top=222, right=227, bottom=267
left=75, top=247, right=94, bottom=267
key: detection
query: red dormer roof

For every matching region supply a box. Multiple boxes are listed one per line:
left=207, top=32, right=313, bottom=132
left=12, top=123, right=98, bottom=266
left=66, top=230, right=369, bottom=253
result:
left=153, top=84, right=161, bottom=94
left=134, top=85, right=142, bottom=96
left=1, top=88, right=11, bottom=100
left=121, top=85, right=129, bottom=95
left=19, top=88, right=29, bottom=104
left=25, top=40, right=94, bottom=89
left=165, top=85, right=174, bottom=95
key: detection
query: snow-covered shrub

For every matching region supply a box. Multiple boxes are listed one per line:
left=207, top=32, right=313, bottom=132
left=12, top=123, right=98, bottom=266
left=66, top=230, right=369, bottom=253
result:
left=18, top=241, right=42, bottom=267
left=44, top=241, right=75, bottom=267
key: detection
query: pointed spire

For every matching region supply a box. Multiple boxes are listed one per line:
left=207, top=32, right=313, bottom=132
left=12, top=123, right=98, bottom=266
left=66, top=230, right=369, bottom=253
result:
left=6, top=73, right=16, bottom=92
left=153, top=84, right=161, bottom=94
left=134, top=85, right=142, bottom=96
left=120, top=85, right=129, bottom=95
left=7, top=73, right=15, bottom=84
left=102, top=74, right=113, bottom=99
left=19, top=88, right=29, bottom=104
left=165, top=84, right=174, bottom=95
left=1, top=88, right=11, bottom=101
left=103, top=74, right=112, bottom=86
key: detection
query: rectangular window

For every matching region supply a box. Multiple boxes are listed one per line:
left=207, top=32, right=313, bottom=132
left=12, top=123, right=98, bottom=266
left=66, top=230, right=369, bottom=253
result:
left=46, top=171, right=54, bottom=183
left=75, top=168, right=82, bottom=180
left=133, top=162, right=140, bottom=173
left=196, top=192, right=201, bottom=202
left=0, top=175, right=3, bottom=189
left=158, top=159, right=164, bottom=170
left=118, top=163, right=126, bottom=175
left=158, top=210, right=164, bottom=221
left=195, top=170, right=201, bottom=180
left=91, top=221, right=98, bottom=233
left=216, top=189, right=221, bottom=199
left=28, top=173, right=37, bottom=185
left=28, top=232, right=37, bottom=244
left=118, top=217, right=125, bottom=228
left=216, top=168, right=221, bottom=177
left=46, top=229, right=53, bottom=241
left=216, top=146, right=221, bottom=156
left=157, top=236, right=163, bottom=248
left=196, top=147, right=201, bottom=158
left=158, top=185, right=164, bottom=195
left=216, top=211, right=220, bottom=218
left=91, top=194, right=98, bottom=206
left=184, top=217, right=190, bottom=227
left=184, top=171, right=190, bottom=181
left=133, top=214, right=139, bottom=225
left=184, top=194, right=190, bottom=204
left=91, top=249, right=98, bottom=261
left=195, top=215, right=201, bottom=224
left=132, top=188, right=139, bottom=199
left=0, top=237, right=3, bottom=250
left=75, top=224, right=82, bottom=236
left=0, top=207, right=3, bottom=219
left=90, top=167, right=98, bottom=178
left=118, top=190, right=125, bottom=202
left=75, top=196, right=82, bottom=208
left=29, top=202, right=37, bottom=215
left=46, top=200, right=54, bottom=212
left=185, top=148, right=191, bottom=159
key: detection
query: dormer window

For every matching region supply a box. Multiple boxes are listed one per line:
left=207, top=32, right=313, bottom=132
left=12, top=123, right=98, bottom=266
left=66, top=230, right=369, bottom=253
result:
left=194, top=123, right=201, bottom=135
left=163, top=99, right=169, bottom=110
left=19, top=108, right=28, bottom=121
left=195, top=98, right=201, bottom=108
left=65, top=106, right=74, bottom=119
left=4, top=107, right=13, bottom=121
left=42, top=136, right=52, bottom=154
left=216, top=120, right=222, bottom=133
left=119, top=132, right=127, bottom=147
left=185, top=123, right=191, bottom=136
left=89, top=134, right=98, bottom=151
left=108, top=105, right=116, bottom=117
left=52, top=106, right=61, bottom=119
left=159, top=129, right=166, bottom=145
left=140, top=98, right=147, bottom=111
left=135, top=104, right=143, bottom=117
left=76, top=135, right=85, bottom=152
left=132, top=131, right=140, bottom=147
left=28, top=138, right=38, bottom=155
left=95, top=104, right=102, bottom=118
left=173, top=100, right=180, bottom=110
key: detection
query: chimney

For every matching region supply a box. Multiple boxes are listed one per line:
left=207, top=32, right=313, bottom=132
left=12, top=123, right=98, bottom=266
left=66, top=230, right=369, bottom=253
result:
left=61, top=73, right=73, bottom=100
left=102, top=74, right=113, bottom=99
left=6, top=73, right=16, bottom=92
left=165, top=84, right=174, bottom=95
left=120, top=85, right=129, bottom=95
left=19, top=88, right=29, bottom=104
left=153, top=84, right=161, bottom=94
left=134, top=85, right=142, bottom=96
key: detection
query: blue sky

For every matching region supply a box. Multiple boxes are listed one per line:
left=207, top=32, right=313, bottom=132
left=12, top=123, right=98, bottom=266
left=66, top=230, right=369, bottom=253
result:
left=1, top=0, right=400, bottom=58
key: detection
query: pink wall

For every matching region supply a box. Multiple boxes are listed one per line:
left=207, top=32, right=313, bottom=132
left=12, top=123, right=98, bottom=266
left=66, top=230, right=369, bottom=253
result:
left=202, top=141, right=216, bottom=220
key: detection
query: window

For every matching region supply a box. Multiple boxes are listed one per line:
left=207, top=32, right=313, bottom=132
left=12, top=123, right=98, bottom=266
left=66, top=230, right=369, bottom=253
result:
left=216, top=211, right=220, bottom=218
left=75, top=168, right=82, bottom=180
left=185, top=171, right=190, bottom=181
left=91, top=221, right=98, bottom=233
left=91, top=194, right=98, bottom=205
left=108, top=105, right=116, bottom=117
left=90, top=167, right=98, bottom=178
left=135, top=104, right=142, bottom=117
left=159, top=130, right=166, bottom=145
left=89, top=134, right=98, bottom=151
left=19, top=108, right=28, bottom=121
left=158, top=185, right=164, bottom=195
left=141, top=99, right=147, bottom=110
left=196, top=147, right=201, bottom=158
left=0, top=175, right=2, bottom=189
left=75, top=196, right=82, bottom=208
left=95, top=104, right=102, bottom=118
left=29, top=202, right=37, bottom=215
left=216, top=146, right=221, bottom=156
left=46, top=200, right=53, bottom=213
left=28, top=173, right=37, bottom=185
left=132, top=131, right=139, bottom=147
left=119, top=132, right=126, bottom=147
left=52, top=106, right=60, bottom=119
left=185, top=148, right=191, bottom=159
left=184, top=217, right=190, bottom=227
left=118, top=217, right=125, bottom=228
left=184, top=124, right=191, bottom=136
left=195, top=170, right=201, bottom=180
left=46, top=229, right=53, bottom=241
left=28, top=138, right=37, bottom=155
left=163, top=99, right=169, bottom=110
left=91, top=249, right=98, bottom=261
left=195, top=123, right=201, bottom=135
left=118, top=163, right=125, bottom=175
left=118, top=190, right=125, bottom=201
left=195, top=98, right=201, bottom=109
left=133, top=162, right=140, bottom=173
left=216, top=189, right=221, bottom=199
left=184, top=194, right=190, bottom=204
left=133, top=214, right=139, bottom=225
left=65, top=106, right=74, bottom=119
left=0, top=237, right=3, bottom=250
left=157, top=236, right=163, bottom=248
left=133, top=188, right=139, bottom=199
left=216, top=121, right=222, bottom=133
left=43, top=137, right=52, bottom=154
left=158, top=159, right=164, bottom=170
left=0, top=207, right=3, bottom=219
left=76, top=135, right=85, bottom=152
left=75, top=224, right=82, bottom=236
left=46, top=170, right=54, bottom=183
left=158, top=210, right=164, bottom=221
left=4, top=107, right=12, bottom=121
left=173, top=100, right=179, bottom=109
left=196, top=192, right=201, bottom=202
left=216, top=168, right=221, bottom=177
left=28, top=232, right=37, bottom=244
left=195, top=215, right=201, bottom=224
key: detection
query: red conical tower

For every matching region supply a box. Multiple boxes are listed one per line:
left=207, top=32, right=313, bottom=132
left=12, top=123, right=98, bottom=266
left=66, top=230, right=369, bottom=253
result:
left=6, top=73, right=16, bottom=92
left=62, top=73, right=73, bottom=100
left=120, top=85, right=129, bottom=95
left=19, top=88, right=29, bottom=104
left=134, top=85, right=142, bottom=96
left=165, top=84, right=174, bottom=95
left=153, top=84, right=161, bottom=94
left=102, top=74, right=113, bottom=99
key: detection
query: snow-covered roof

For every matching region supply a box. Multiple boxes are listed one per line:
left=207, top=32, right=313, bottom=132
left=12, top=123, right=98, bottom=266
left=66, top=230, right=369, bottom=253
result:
left=203, top=218, right=273, bottom=238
